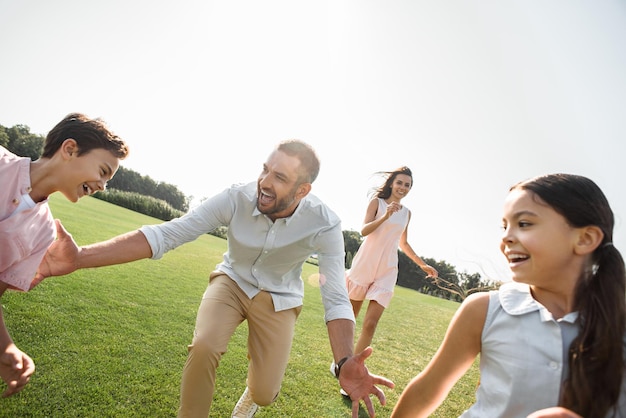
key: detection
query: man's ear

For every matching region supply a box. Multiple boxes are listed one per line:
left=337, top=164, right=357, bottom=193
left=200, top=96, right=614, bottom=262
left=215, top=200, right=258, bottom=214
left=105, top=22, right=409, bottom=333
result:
left=574, top=225, right=604, bottom=255
left=61, top=138, right=78, bottom=159
left=296, top=183, right=312, bottom=199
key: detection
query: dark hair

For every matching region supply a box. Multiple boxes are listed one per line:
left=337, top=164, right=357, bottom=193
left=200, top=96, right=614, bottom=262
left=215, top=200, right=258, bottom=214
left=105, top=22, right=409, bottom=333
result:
left=42, top=113, right=129, bottom=159
left=371, top=166, right=413, bottom=200
left=512, top=173, right=625, bottom=417
left=276, top=139, right=320, bottom=184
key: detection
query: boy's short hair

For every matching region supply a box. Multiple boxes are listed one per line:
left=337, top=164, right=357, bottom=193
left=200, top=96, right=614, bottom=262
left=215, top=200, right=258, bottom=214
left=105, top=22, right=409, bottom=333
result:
left=41, top=113, right=129, bottom=159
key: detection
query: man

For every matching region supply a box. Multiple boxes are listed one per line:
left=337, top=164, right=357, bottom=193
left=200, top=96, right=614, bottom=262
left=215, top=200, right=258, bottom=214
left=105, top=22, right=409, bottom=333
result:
left=37, top=140, right=394, bottom=417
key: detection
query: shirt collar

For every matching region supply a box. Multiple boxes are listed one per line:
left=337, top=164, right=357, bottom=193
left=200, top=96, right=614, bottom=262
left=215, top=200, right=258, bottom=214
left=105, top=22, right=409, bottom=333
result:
left=499, top=281, right=578, bottom=324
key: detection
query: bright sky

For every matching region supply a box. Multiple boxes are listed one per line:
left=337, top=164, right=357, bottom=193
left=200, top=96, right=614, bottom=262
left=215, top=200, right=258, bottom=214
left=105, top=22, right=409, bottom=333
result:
left=1, top=0, right=625, bottom=282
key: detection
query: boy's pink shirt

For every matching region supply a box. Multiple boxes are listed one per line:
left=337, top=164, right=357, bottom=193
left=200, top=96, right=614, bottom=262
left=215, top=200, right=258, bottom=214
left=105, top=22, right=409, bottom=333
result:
left=0, top=146, right=55, bottom=291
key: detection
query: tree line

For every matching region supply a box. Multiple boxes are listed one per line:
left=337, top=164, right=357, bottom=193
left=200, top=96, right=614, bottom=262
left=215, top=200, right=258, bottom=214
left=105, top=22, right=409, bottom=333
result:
left=2, top=121, right=499, bottom=300
left=1, top=123, right=189, bottom=218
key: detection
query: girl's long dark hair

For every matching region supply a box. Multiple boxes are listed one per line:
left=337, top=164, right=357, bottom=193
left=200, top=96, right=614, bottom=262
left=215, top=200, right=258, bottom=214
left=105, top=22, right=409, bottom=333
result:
left=514, top=173, right=625, bottom=417
left=370, top=166, right=413, bottom=200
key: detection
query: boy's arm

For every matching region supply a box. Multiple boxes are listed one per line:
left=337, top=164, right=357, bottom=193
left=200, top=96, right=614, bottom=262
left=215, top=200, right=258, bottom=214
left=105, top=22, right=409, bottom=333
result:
left=0, top=283, right=35, bottom=397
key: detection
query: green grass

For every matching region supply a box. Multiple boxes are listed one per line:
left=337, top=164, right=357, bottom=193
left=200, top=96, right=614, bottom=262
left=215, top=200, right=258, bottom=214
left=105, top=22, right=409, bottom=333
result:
left=1, top=194, right=479, bottom=417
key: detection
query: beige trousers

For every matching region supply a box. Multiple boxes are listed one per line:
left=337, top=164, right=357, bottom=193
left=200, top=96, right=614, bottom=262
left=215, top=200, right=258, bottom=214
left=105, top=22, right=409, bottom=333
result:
left=177, top=273, right=301, bottom=417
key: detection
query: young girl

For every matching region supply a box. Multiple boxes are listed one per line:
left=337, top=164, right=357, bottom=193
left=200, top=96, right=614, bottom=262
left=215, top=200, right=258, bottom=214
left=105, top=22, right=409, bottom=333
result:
left=0, top=113, right=129, bottom=397
left=391, top=173, right=626, bottom=418
left=342, top=166, right=437, bottom=360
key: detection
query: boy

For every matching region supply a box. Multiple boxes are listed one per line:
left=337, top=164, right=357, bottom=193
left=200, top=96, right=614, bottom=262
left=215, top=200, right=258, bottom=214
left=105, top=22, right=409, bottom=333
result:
left=0, top=113, right=129, bottom=397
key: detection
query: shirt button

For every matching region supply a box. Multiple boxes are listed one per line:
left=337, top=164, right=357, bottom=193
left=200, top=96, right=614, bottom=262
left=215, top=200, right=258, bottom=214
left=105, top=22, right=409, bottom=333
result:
left=12, top=198, right=19, bottom=205
left=549, top=361, right=558, bottom=369
left=26, top=186, right=32, bottom=192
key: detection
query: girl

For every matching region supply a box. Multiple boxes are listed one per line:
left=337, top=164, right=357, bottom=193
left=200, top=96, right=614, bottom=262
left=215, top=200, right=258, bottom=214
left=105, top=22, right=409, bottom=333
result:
left=391, top=173, right=626, bottom=417
left=343, top=167, right=437, bottom=359
left=0, top=113, right=128, bottom=397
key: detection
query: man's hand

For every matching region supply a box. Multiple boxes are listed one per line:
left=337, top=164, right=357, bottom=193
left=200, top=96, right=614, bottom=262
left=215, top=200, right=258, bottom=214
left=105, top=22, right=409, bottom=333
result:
left=0, top=343, right=35, bottom=397
left=34, top=219, right=79, bottom=284
left=338, top=347, right=395, bottom=417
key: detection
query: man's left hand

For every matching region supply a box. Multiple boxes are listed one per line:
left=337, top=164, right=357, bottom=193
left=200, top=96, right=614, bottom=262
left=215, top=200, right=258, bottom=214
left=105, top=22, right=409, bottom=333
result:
left=338, top=347, right=395, bottom=417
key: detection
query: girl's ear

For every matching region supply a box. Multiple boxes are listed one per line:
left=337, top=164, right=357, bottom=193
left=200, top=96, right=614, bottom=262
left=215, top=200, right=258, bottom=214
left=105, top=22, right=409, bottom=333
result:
left=574, top=225, right=604, bottom=255
left=61, top=138, right=78, bottom=159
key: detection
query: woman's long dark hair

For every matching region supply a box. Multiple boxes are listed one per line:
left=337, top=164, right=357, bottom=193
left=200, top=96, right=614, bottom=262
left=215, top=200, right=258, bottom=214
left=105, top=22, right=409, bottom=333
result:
left=370, top=166, right=413, bottom=200
left=513, top=173, right=625, bottom=417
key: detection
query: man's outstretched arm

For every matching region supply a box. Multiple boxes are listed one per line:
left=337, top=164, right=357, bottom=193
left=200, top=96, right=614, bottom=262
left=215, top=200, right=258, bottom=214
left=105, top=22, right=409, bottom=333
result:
left=36, top=219, right=153, bottom=280
left=327, top=319, right=395, bottom=418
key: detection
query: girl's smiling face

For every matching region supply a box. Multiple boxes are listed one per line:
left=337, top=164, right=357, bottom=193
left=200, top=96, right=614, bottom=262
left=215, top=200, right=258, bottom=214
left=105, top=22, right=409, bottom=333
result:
left=500, top=188, right=584, bottom=288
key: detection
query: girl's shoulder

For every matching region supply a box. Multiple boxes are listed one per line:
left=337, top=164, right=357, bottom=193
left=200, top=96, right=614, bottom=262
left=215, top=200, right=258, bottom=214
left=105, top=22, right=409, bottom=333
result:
left=457, top=291, right=490, bottom=326
left=370, top=197, right=385, bottom=209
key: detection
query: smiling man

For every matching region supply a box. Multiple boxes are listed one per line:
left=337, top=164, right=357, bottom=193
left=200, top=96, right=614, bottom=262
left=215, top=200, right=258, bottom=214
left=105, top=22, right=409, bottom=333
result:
left=37, top=139, right=394, bottom=418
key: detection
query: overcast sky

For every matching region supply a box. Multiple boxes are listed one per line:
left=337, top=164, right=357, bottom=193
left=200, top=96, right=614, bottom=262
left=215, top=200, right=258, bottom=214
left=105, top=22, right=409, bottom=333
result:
left=1, top=0, right=625, bottom=282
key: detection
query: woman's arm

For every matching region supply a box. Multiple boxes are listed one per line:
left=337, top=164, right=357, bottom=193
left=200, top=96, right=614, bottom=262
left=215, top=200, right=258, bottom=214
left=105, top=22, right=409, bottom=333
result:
left=361, top=199, right=399, bottom=237
left=391, top=292, right=488, bottom=417
left=398, top=211, right=438, bottom=277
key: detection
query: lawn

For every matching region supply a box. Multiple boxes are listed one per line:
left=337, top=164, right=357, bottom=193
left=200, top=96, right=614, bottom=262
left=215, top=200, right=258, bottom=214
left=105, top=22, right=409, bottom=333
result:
left=1, top=194, right=479, bottom=417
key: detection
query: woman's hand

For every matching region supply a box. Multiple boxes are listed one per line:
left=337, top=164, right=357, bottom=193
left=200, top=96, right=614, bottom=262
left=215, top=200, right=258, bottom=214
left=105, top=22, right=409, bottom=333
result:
left=421, top=264, right=438, bottom=278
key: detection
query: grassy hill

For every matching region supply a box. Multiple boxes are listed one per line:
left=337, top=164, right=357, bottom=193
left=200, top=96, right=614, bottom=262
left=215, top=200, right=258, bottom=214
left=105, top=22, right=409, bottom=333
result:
left=1, top=194, right=479, bottom=417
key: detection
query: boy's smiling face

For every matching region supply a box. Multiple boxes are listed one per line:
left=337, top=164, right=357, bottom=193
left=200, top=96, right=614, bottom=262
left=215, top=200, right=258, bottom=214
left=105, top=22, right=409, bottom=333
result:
left=60, top=143, right=120, bottom=202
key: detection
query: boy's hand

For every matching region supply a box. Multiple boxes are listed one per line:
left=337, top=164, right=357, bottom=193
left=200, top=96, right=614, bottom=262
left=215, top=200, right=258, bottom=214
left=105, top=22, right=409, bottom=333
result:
left=1, top=343, right=35, bottom=397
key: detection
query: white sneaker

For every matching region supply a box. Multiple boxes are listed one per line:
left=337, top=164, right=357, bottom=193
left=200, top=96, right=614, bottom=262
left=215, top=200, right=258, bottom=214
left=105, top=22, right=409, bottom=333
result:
left=232, top=387, right=258, bottom=418
left=330, top=361, right=337, bottom=377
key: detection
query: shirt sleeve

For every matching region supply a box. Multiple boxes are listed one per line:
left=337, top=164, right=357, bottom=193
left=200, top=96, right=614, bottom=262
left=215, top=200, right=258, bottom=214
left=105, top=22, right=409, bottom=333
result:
left=140, top=187, right=235, bottom=259
left=317, top=222, right=355, bottom=323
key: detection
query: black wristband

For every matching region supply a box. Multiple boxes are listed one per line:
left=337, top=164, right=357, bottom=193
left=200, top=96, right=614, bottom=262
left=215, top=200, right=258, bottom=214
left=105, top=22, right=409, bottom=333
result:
left=334, top=356, right=350, bottom=379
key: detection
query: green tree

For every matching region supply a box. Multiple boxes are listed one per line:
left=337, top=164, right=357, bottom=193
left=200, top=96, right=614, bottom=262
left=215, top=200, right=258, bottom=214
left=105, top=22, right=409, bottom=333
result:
left=427, top=271, right=500, bottom=301
left=342, top=230, right=363, bottom=268
left=155, top=182, right=189, bottom=212
left=6, top=124, right=44, bottom=159
left=0, top=125, right=9, bottom=148
left=397, top=255, right=456, bottom=298
left=107, top=166, right=189, bottom=212
left=107, top=166, right=143, bottom=191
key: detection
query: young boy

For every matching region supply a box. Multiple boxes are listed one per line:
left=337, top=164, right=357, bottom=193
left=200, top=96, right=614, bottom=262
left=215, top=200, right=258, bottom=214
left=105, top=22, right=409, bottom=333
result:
left=0, top=113, right=129, bottom=397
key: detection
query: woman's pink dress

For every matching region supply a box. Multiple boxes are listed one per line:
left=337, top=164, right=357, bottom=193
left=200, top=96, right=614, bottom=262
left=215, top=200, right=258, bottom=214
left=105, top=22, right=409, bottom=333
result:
left=345, top=198, right=409, bottom=308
